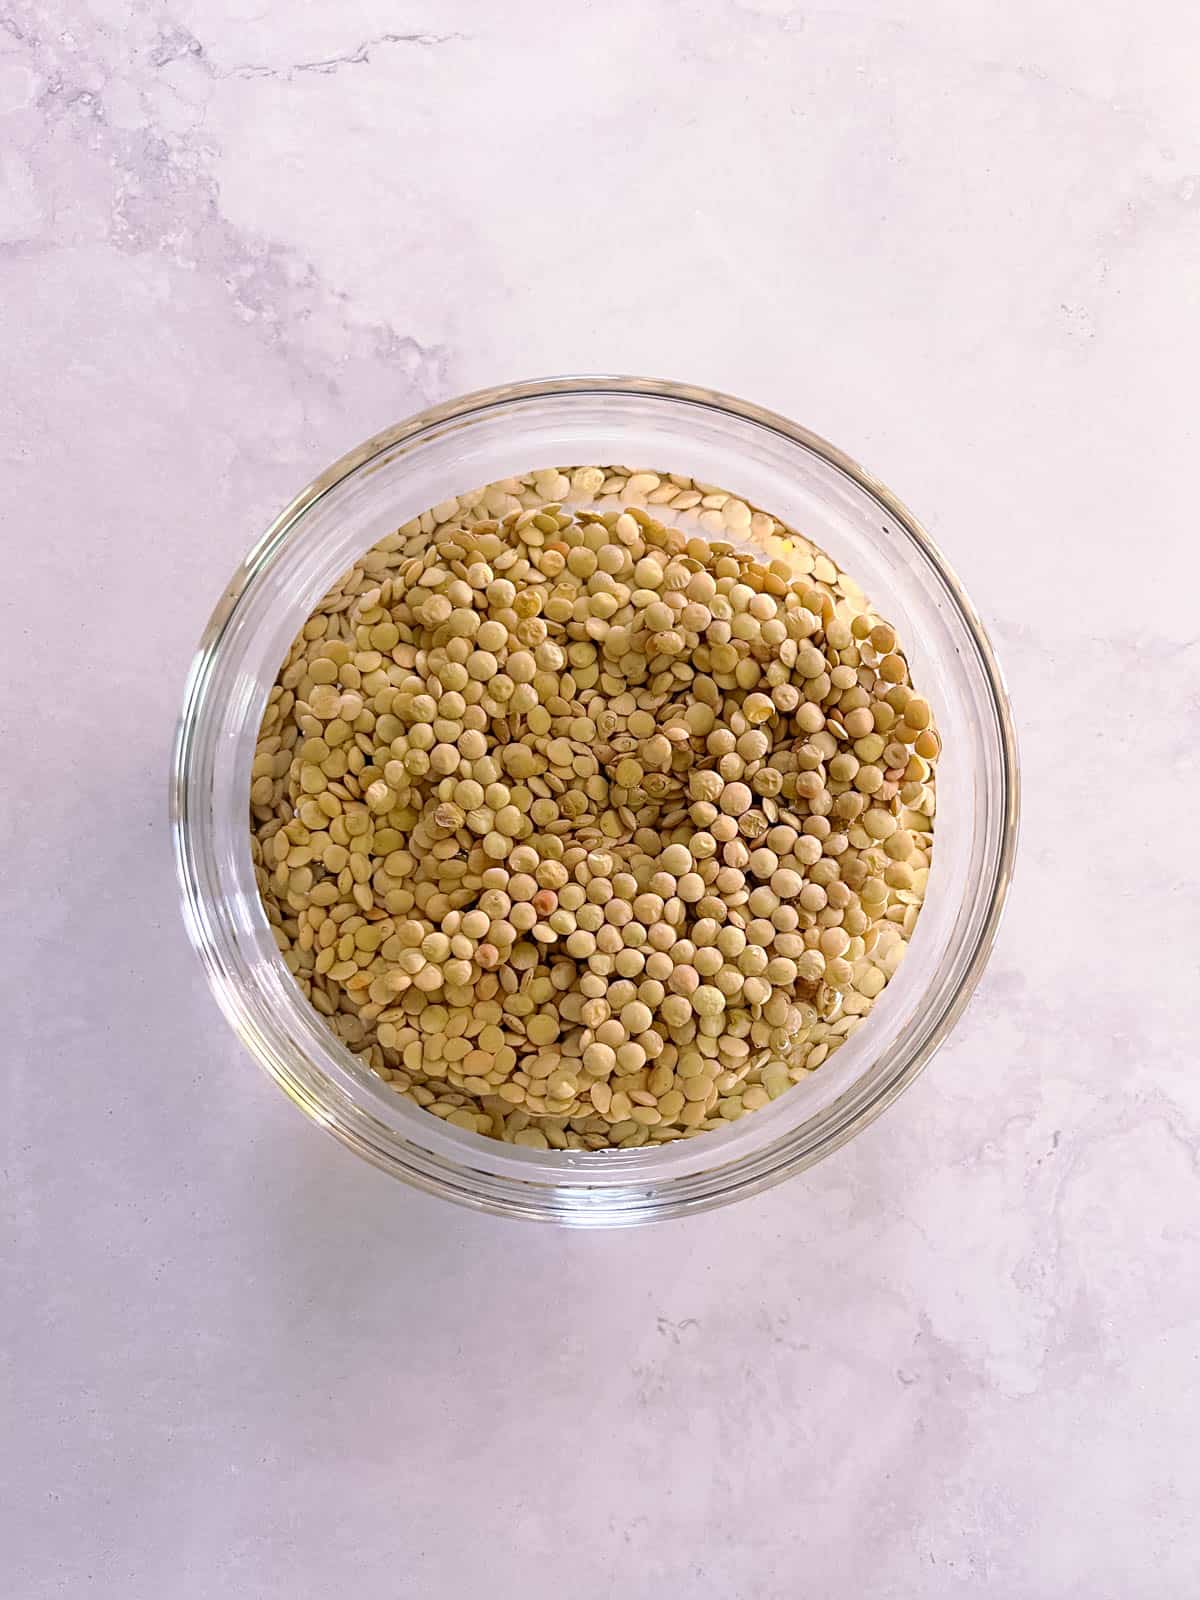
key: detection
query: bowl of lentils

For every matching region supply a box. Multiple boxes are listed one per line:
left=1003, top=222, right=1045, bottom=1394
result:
left=173, top=378, right=1018, bottom=1225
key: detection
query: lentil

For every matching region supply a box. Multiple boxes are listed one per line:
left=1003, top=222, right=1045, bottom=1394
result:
left=250, top=465, right=937, bottom=1148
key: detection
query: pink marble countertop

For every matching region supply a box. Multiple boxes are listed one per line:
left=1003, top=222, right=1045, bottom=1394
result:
left=4, top=2, right=1198, bottom=1595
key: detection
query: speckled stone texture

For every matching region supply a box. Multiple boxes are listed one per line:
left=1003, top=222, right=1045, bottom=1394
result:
left=3, top=2, right=1198, bottom=1596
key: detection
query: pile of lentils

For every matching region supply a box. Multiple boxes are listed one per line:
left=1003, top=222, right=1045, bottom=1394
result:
left=250, top=466, right=937, bottom=1151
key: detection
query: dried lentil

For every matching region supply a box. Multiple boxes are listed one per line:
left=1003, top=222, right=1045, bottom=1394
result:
left=250, top=465, right=937, bottom=1149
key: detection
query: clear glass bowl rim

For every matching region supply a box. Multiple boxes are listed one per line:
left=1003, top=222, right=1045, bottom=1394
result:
left=172, top=375, right=1020, bottom=1225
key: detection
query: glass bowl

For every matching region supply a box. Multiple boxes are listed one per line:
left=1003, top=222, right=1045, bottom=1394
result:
left=172, top=377, right=1018, bottom=1226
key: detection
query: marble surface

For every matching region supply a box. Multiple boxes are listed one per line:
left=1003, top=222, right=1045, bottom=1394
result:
left=4, top=1, right=1199, bottom=1594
